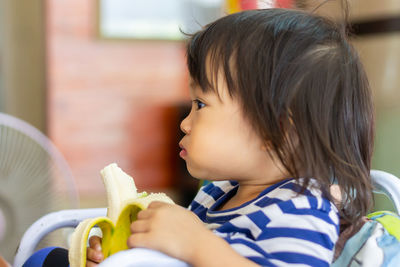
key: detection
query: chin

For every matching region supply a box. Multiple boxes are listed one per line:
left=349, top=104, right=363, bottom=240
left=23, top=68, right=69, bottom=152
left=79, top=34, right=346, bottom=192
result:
left=186, top=167, right=201, bottom=179
left=186, top=164, right=207, bottom=180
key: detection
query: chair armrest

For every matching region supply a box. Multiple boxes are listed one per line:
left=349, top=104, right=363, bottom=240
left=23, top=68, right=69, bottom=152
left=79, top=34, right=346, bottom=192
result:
left=371, top=170, right=400, bottom=214
left=14, top=208, right=107, bottom=267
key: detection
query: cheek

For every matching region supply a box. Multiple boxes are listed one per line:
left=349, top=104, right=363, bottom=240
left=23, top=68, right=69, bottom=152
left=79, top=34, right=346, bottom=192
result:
left=189, top=124, right=229, bottom=152
left=185, top=129, right=224, bottom=164
left=188, top=130, right=240, bottom=175
left=188, top=130, right=217, bottom=160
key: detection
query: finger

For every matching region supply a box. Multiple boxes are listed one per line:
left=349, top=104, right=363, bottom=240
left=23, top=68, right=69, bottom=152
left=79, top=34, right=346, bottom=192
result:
left=87, top=260, right=99, bottom=267
left=89, top=235, right=102, bottom=251
left=147, top=201, right=167, bottom=209
left=127, top=233, right=151, bottom=249
left=86, top=247, right=104, bottom=263
left=130, top=220, right=150, bottom=233
left=137, top=209, right=152, bottom=220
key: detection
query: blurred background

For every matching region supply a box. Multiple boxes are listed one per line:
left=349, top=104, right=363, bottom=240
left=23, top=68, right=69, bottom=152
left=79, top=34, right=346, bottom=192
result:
left=0, top=0, right=399, bottom=262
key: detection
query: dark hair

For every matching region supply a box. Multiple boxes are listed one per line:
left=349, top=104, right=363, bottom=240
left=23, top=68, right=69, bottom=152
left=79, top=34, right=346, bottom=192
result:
left=186, top=8, right=374, bottom=223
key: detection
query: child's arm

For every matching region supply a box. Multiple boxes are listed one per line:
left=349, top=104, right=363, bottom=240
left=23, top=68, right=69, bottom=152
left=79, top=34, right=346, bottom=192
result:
left=127, top=202, right=259, bottom=267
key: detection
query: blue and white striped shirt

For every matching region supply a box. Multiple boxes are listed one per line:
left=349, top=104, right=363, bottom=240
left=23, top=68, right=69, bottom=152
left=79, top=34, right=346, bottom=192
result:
left=189, top=179, right=340, bottom=266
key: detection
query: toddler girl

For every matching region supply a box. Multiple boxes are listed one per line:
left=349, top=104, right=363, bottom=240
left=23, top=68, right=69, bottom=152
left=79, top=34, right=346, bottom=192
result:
left=29, top=7, right=375, bottom=267
left=89, top=8, right=374, bottom=267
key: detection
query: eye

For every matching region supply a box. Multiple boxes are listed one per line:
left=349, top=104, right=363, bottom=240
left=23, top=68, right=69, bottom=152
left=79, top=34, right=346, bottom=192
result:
left=193, top=99, right=205, bottom=110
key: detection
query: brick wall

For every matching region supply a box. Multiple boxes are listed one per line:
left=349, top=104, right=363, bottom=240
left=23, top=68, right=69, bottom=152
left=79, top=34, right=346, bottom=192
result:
left=46, top=0, right=190, bottom=199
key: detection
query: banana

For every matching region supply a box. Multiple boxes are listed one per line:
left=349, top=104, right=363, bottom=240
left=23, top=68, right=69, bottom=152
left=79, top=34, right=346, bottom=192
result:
left=68, top=163, right=174, bottom=267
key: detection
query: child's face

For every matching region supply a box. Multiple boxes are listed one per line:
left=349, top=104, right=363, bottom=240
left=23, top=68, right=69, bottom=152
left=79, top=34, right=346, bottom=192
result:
left=179, top=74, right=285, bottom=186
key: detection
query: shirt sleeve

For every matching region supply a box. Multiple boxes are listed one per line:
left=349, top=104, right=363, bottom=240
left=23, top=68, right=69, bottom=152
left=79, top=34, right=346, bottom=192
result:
left=214, top=195, right=340, bottom=267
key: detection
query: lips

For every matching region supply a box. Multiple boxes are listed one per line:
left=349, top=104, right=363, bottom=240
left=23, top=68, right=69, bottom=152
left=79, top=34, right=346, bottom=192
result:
left=179, top=142, right=187, bottom=158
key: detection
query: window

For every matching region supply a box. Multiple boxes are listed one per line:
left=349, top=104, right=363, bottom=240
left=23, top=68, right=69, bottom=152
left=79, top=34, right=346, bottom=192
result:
left=98, top=0, right=224, bottom=40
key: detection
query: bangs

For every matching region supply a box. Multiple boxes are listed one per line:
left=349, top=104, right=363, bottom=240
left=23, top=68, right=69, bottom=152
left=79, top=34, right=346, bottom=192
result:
left=186, top=18, right=239, bottom=97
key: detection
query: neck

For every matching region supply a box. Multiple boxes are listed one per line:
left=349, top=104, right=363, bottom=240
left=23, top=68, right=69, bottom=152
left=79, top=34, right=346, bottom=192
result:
left=220, top=163, right=289, bottom=210
left=218, top=181, right=276, bottom=211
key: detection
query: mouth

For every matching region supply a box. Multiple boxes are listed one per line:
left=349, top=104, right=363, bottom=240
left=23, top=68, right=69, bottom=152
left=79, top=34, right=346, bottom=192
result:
left=179, top=142, right=187, bottom=158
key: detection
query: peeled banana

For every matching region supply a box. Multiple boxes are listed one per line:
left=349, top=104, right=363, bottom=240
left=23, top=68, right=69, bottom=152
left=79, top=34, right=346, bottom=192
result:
left=68, top=163, right=174, bottom=267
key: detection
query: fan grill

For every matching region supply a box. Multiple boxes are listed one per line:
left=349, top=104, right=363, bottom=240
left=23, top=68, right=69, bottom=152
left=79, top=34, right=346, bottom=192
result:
left=0, top=113, right=79, bottom=262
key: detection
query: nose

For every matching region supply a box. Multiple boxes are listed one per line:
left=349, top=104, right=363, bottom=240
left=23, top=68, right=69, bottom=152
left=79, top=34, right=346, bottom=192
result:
left=180, top=111, right=191, bottom=134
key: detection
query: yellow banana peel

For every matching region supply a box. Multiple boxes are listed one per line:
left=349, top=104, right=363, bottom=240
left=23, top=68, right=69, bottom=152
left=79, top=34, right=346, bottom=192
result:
left=68, top=163, right=174, bottom=267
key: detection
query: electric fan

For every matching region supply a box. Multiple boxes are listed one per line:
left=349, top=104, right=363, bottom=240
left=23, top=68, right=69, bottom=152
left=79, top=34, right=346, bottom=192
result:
left=0, top=112, right=79, bottom=262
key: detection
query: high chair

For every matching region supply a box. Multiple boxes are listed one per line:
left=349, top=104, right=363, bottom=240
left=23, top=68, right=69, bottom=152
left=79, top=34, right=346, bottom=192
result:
left=13, top=170, right=400, bottom=267
left=332, top=170, right=400, bottom=267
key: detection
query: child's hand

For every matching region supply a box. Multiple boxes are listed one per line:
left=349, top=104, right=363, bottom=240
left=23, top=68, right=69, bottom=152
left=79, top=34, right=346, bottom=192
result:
left=86, top=235, right=104, bottom=267
left=127, top=202, right=209, bottom=263
left=128, top=202, right=259, bottom=267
